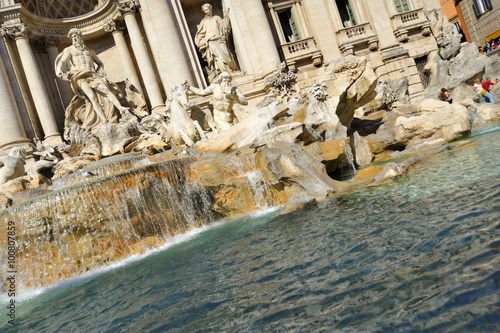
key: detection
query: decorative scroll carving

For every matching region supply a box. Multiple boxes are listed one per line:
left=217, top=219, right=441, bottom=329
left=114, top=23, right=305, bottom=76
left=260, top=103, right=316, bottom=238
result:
left=0, top=23, right=30, bottom=40
left=118, top=0, right=141, bottom=15
left=103, top=19, right=125, bottom=34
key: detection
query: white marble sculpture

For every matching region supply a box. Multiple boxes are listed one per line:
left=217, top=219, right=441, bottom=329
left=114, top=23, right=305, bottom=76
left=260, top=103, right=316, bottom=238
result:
left=27, top=143, right=60, bottom=179
left=194, top=3, right=238, bottom=79
left=188, top=72, right=247, bottom=133
left=0, top=147, right=26, bottom=185
left=55, top=28, right=130, bottom=134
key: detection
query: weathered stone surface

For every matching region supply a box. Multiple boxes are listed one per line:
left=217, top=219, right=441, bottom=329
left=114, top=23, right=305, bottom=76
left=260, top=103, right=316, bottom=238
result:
left=351, top=132, right=373, bottom=166
left=424, top=42, right=490, bottom=99
left=302, top=139, right=350, bottom=163
left=320, top=55, right=378, bottom=127
left=366, top=99, right=473, bottom=158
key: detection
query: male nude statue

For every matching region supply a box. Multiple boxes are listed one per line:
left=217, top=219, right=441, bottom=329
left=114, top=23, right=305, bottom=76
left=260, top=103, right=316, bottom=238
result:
left=188, top=72, right=247, bottom=132
left=55, top=28, right=128, bottom=127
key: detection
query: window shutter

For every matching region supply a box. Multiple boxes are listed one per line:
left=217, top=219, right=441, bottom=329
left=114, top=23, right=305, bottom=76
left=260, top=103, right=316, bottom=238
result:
left=472, top=1, right=479, bottom=16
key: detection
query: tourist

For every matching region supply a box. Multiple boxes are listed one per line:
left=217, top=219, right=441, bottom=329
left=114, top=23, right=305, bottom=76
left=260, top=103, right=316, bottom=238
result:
left=194, top=3, right=239, bottom=77
left=441, top=88, right=452, bottom=103
left=473, top=78, right=486, bottom=103
left=481, top=77, right=496, bottom=104
left=188, top=71, right=247, bottom=132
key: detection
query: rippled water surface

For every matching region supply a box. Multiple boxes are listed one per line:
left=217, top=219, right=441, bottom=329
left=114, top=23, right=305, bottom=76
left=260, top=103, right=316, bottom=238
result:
left=2, top=125, right=500, bottom=333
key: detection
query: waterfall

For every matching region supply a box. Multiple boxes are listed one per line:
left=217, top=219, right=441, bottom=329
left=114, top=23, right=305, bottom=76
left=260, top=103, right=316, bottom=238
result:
left=220, top=154, right=277, bottom=210
left=0, top=157, right=216, bottom=290
left=343, top=145, right=358, bottom=180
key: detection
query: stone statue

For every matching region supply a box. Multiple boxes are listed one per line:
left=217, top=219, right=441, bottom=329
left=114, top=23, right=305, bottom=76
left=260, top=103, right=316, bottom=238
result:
left=27, top=143, right=60, bottom=179
left=55, top=28, right=129, bottom=136
left=427, top=8, right=461, bottom=60
left=0, top=147, right=26, bottom=185
left=194, top=3, right=238, bottom=79
left=188, top=71, right=247, bottom=132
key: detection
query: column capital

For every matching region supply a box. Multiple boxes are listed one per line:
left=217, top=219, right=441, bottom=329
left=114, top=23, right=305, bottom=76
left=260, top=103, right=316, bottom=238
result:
left=33, top=36, right=60, bottom=53
left=0, top=23, right=31, bottom=41
left=118, top=0, right=141, bottom=16
left=103, top=20, right=126, bottom=34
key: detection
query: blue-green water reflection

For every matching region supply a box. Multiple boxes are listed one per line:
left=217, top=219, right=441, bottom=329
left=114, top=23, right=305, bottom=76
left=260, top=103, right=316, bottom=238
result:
left=2, top=124, right=499, bottom=333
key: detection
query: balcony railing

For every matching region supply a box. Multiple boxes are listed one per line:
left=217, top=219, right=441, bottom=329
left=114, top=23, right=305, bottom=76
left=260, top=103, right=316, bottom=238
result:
left=280, top=36, right=322, bottom=69
left=336, top=22, right=379, bottom=56
left=391, top=8, right=431, bottom=42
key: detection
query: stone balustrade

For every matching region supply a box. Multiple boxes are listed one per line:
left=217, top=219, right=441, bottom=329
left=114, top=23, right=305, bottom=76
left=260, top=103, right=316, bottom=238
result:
left=336, top=22, right=378, bottom=56
left=280, top=36, right=322, bottom=69
left=391, top=8, right=431, bottom=43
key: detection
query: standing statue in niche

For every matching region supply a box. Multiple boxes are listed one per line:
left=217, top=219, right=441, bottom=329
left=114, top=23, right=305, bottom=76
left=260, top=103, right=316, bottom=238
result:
left=55, top=28, right=130, bottom=137
left=189, top=71, right=247, bottom=133
left=194, top=3, right=239, bottom=80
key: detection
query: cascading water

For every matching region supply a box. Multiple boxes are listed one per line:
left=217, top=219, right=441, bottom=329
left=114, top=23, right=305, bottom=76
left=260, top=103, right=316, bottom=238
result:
left=0, top=157, right=216, bottom=290
left=220, top=154, right=276, bottom=210
left=341, top=145, right=357, bottom=180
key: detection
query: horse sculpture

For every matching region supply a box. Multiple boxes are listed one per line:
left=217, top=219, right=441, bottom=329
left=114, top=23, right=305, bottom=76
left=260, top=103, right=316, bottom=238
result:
left=167, top=81, right=206, bottom=147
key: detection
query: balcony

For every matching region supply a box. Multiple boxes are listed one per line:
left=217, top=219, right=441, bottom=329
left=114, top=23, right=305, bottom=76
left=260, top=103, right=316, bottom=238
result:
left=391, top=8, right=431, bottom=43
left=280, top=36, right=323, bottom=70
left=336, top=22, right=379, bottom=56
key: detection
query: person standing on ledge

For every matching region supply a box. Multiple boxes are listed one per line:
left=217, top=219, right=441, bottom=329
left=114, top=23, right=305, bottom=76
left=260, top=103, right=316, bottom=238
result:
left=194, top=3, right=239, bottom=78
left=55, top=28, right=129, bottom=130
left=188, top=71, right=247, bottom=133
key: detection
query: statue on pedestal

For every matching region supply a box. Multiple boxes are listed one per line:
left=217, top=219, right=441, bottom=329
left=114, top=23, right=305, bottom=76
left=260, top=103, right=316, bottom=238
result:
left=194, top=3, right=239, bottom=80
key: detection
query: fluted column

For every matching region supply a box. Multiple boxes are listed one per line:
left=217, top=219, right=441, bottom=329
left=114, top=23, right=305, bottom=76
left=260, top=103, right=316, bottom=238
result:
left=138, top=0, right=195, bottom=88
left=104, top=20, right=143, bottom=95
left=3, top=24, right=61, bottom=144
left=119, top=1, right=164, bottom=111
left=0, top=36, right=30, bottom=150
left=227, top=0, right=281, bottom=75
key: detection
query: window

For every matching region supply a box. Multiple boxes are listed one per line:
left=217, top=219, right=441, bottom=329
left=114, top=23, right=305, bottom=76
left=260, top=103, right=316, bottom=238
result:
left=415, top=55, right=430, bottom=89
left=473, top=0, right=492, bottom=16
left=394, top=0, right=411, bottom=14
left=336, top=0, right=357, bottom=27
left=278, top=8, right=301, bottom=42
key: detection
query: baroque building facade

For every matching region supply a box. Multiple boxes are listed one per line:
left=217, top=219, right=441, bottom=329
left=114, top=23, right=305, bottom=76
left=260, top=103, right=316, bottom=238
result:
left=0, top=0, right=442, bottom=152
left=456, top=0, right=500, bottom=45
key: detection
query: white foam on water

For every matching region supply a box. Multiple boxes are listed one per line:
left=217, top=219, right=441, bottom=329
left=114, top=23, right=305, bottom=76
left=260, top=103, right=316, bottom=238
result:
left=1, top=207, right=283, bottom=305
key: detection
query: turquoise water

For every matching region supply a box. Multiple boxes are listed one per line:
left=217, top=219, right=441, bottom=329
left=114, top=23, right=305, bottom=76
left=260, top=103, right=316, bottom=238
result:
left=2, top=124, right=500, bottom=332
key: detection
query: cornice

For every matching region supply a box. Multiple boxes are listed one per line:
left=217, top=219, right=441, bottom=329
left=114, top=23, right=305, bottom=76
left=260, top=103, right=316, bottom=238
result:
left=0, top=0, right=121, bottom=39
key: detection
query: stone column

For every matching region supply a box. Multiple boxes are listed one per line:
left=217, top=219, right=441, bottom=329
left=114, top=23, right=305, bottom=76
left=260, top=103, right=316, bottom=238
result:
left=227, top=0, right=281, bottom=75
left=0, top=39, right=30, bottom=150
left=103, top=19, right=143, bottom=95
left=35, top=36, right=73, bottom=109
left=138, top=0, right=195, bottom=88
left=119, top=1, right=164, bottom=111
left=3, top=25, right=61, bottom=144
